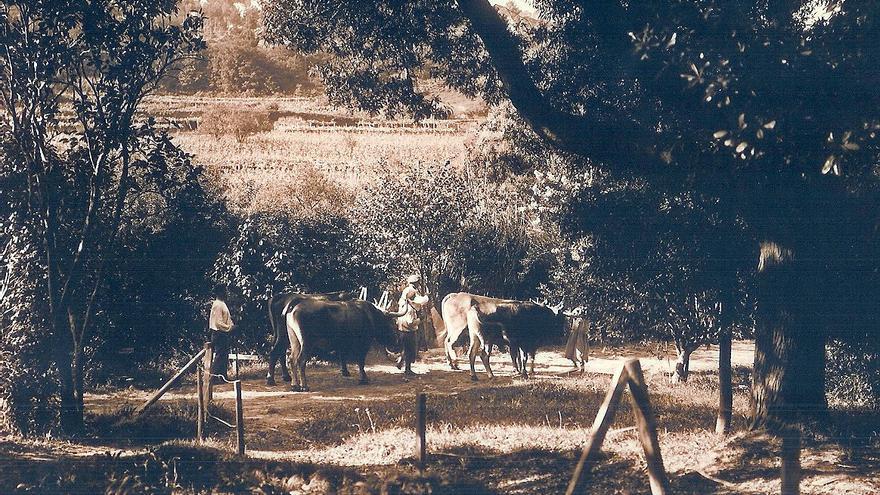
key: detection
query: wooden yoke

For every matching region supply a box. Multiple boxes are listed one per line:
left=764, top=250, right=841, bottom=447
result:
left=566, top=359, right=672, bottom=495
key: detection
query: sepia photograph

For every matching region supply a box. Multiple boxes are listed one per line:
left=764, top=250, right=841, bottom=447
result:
left=0, top=0, right=878, bottom=493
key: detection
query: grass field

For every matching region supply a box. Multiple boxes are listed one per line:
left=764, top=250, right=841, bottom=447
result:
left=142, top=95, right=482, bottom=213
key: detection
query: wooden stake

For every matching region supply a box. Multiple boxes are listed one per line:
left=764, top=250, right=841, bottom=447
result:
left=716, top=330, right=733, bottom=435
left=416, top=393, right=427, bottom=469
left=134, top=348, right=206, bottom=416
left=780, top=428, right=801, bottom=495
left=624, top=360, right=672, bottom=495
left=196, top=369, right=205, bottom=443
left=565, top=361, right=630, bottom=495
left=234, top=380, right=245, bottom=456
left=202, top=342, right=214, bottom=405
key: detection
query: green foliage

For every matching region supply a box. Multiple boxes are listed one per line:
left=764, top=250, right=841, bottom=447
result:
left=0, top=0, right=206, bottom=432
left=350, top=161, right=552, bottom=302
left=0, top=217, right=59, bottom=435
left=212, top=210, right=373, bottom=352
left=826, top=340, right=880, bottom=410
left=162, top=1, right=324, bottom=96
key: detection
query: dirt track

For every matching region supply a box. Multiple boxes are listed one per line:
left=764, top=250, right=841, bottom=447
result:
left=86, top=341, right=754, bottom=453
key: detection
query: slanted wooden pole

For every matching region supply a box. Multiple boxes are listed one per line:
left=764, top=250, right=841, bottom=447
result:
left=133, top=348, right=206, bottom=416
left=196, top=369, right=205, bottom=443
left=780, top=428, right=801, bottom=495
left=234, top=380, right=245, bottom=456
left=416, top=393, right=427, bottom=469
left=624, top=360, right=672, bottom=495
left=565, top=361, right=630, bottom=495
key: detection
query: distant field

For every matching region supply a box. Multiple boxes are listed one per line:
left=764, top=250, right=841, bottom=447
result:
left=147, top=96, right=483, bottom=200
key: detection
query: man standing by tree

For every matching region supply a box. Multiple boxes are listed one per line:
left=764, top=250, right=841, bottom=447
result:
left=397, top=274, right=429, bottom=378
left=209, top=285, right=235, bottom=382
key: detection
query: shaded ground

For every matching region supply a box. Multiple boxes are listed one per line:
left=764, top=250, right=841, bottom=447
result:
left=4, top=341, right=879, bottom=493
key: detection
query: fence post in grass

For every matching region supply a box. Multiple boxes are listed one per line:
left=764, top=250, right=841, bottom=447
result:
left=716, top=329, right=733, bottom=435
left=416, top=392, right=427, bottom=469
left=196, top=369, right=205, bottom=443
left=565, top=362, right=630, bottom=495
left=235, top=380, right=245, bottom=456
left=624, top=360, right=671, bottom=495
left=202, top=342, right=214, bottom=405
left=780, top=428, right=801, bottom=495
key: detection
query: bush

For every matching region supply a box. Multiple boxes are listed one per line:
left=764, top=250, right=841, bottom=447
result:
left=199, top=104, right=279, bottom=143
left=826, top=339, right=880, bottom=409
left=213, top=211, right=375, bottom=353
left=0, top=218, right=59, bottom=435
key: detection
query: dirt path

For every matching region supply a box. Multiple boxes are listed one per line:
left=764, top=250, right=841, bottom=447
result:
left=88, top=340, right=752, bottom=402
left=86, top=341, right=754, bottom=451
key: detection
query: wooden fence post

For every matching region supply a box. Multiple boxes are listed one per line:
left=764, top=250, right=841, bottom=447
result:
left=624, top=360, right=672, bottom=495
left=202, top=342, right=213, bottom=406
left=780, top=428, right=801, bottom=495
left=235, top=380, right=245, bottom=456
left=196, top=370, right=205, bottom=443
left=716, top=329, right=733, bottom=435
left=565, top=362, right=630, bottom=495
left=416, top=393, right=427, bottom=469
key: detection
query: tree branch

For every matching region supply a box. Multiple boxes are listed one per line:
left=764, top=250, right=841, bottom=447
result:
left=455, top=0, right=663, bottom=167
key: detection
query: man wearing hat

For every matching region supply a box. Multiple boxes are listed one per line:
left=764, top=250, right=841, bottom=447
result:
left=396, top=274, right=429, bottom=378
left=208, top=284, right=235, bottom=382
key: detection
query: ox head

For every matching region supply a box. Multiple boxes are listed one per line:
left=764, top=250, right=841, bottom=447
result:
left=531, top=298, right=570, bottom=340
left=358, top=293, right=406, bottom=350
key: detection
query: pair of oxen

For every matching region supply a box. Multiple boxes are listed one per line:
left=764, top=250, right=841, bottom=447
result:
left=266, top=290, right=569, bottom=391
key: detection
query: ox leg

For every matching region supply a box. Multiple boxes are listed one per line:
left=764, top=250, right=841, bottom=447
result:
left=268, top=331, right=292, bottom=384
left=288, top=333, right=307, bottom=392
left=479, top=345, right=495, bottom=380
left=529, top=352, right=536, bottom=377
left=444, top=334, right=461, bottom=370
left=509, top=345, right=521, bottom=373
left=357, top=358, right=369, bottom=385
left=298, top=358, right=309, bottom=392
left=468, top=338, right=481, bottom=381
left=267, top=341, right=290, bottom=385
left=287, top=347, right=301, bottom=392
left=340, top=359, right=351, bottom=377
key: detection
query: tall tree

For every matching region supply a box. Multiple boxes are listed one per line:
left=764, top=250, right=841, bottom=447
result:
left=0, top=0, right=203, bottom=433
left=264, top=0, right=880, bottom=426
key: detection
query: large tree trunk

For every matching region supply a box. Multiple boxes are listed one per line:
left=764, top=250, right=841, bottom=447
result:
left=671, top=345, right=693, bottom=383
left=750, top=241, right=827, bottom=428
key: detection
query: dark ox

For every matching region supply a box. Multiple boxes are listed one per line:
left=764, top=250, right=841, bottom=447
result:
left=441, top=292, right=567, bottom=381
left=266, top=290, right=359, bottom=385
left=285, top=299, right=403, bottom=391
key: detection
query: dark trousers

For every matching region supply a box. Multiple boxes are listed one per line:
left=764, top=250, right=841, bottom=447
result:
left=210, top=330, right=230, bottom=378
left=399, top=330, right=419, bottom=370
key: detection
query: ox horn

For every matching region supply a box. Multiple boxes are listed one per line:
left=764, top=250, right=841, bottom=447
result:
left=358, top=286, right=367, bottom=301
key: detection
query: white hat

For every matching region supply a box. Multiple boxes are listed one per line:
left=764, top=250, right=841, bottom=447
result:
left=406, top=274, right=421, bottom=284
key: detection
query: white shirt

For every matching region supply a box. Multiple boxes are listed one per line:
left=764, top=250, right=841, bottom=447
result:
left=209, top=299, right=233, bottom=332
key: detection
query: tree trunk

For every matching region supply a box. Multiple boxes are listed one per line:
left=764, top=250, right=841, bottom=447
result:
left=750, top=241, right=827, bottom=428
left=53, top=311, right=83, bottom=434
left=716, top=328, right=733, bottom=434
left=671, top=345, right=693, bottom=383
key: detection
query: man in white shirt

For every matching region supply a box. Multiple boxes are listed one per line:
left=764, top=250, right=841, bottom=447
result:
left=209, top=285, right=235, bottom=381
left=396, top=274, right=429, bottom=378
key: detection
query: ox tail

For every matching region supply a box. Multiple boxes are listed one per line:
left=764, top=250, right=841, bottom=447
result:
left=267, top=295, right=278, bottom=346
